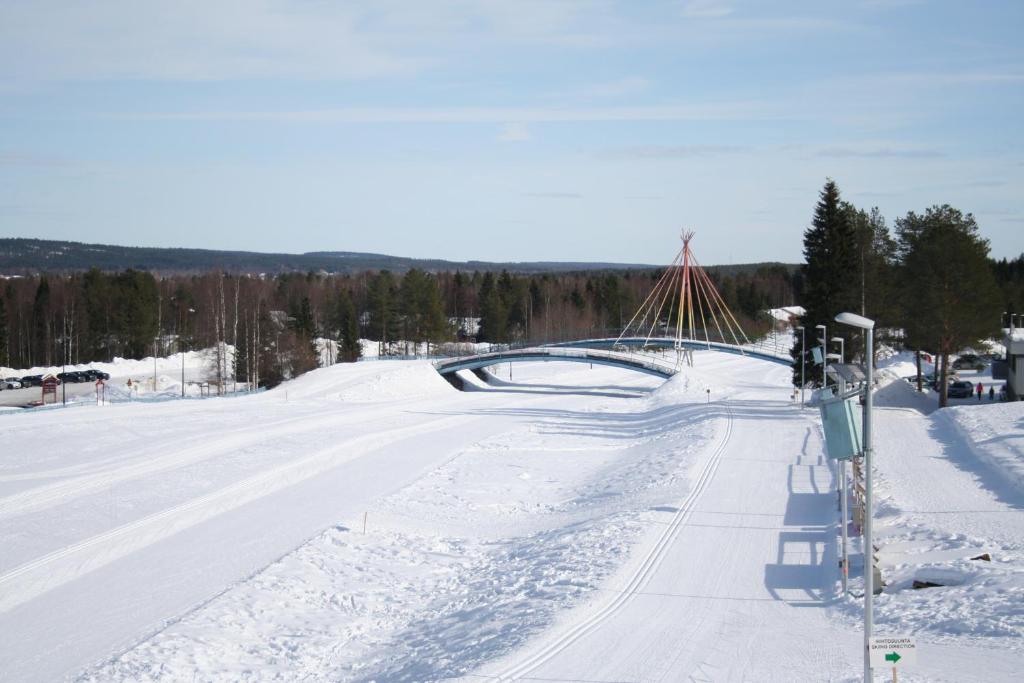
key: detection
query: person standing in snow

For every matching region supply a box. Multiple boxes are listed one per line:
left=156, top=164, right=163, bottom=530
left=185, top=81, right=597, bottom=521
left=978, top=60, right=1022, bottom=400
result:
left=976, top=382, right=983, bottom=400
left=989, top=386, right=995, bottom=401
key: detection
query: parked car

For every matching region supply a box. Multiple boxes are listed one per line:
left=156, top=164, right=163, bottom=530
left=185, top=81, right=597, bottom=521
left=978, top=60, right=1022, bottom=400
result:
left=948, top=380, right=975, bottom=398
left=19, top=375, right=43, bottom=387
left=57, top=371, right=87, bottom=384
left=81, top=369, right=111, bottom=381
left=2, top=377, right=22, bottom=390
left=952, top=354, right=985, bottom=371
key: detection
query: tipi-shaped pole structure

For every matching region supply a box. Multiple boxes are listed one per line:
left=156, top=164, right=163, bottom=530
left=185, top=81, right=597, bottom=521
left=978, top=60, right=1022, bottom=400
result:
left=616, top=231, right=751, bottom=356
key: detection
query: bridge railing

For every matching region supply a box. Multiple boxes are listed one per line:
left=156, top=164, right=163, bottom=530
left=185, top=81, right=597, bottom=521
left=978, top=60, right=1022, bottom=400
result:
left=363, top=329, right=793, bottom=365
left=432, top=345, right=681, bottom=377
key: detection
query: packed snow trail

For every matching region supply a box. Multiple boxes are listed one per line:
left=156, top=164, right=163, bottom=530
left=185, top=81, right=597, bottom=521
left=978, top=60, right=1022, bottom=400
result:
left=475, top=358, right=864, bottom=681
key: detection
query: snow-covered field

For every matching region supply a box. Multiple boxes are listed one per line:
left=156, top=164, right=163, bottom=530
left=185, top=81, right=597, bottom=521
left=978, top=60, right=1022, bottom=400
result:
left=1, top=350, right=1021, bottom=681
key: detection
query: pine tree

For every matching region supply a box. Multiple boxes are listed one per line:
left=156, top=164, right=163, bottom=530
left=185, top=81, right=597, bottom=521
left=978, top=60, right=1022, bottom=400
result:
left=896, top=205, right=1002, bottom=407
left=367, top=271, right=398, bottom=354
left=0, top=294, right=8, bottom=368
left=477, top=272, right=506, bottom=343
left=790, top=179, right=859, bottom=387
left=336, top=289, right=361, bottom=362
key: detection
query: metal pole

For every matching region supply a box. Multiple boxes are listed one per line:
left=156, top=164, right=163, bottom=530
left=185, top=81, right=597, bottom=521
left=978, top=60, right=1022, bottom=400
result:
left=863, top=325, right=875, bottom=682
left=181, top=348, right=185, bottom=398
left=841, top=457, right=849, bottom=594
left=798, top=326, right=805, bottom=409
left=821, top=324, right=827, bottom=389
left=835, top=312, right=875, bottom=682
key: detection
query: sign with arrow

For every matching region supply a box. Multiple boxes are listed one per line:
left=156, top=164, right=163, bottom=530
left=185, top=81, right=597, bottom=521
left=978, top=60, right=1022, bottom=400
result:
left=869, top=635, right=917, bottom=668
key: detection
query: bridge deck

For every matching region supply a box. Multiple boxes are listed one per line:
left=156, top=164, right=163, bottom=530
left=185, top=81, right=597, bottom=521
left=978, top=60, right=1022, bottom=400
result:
left=433, top=347, right=677, bottom=378
left=433, top=338, right=790, bottom=380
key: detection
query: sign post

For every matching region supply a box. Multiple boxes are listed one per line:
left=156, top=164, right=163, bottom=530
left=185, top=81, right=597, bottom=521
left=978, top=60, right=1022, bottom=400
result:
left=868, top=636, right=916, bottom=682
left=836, top=312, right=876, bottom=682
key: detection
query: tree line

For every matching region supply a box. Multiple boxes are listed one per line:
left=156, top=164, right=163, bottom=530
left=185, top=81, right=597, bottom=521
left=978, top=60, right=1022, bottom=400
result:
left=792, top=178, right=1023, bottom=406
left=0, top=263, right=794, bottom=386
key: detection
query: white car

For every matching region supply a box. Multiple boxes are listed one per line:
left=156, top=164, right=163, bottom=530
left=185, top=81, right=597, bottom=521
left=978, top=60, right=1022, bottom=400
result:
left=2, top=378, right=22, bottom=390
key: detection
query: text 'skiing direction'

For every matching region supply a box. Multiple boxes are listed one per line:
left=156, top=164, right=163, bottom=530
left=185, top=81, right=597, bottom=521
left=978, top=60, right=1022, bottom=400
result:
left=868, top=636, right=917, bottom=669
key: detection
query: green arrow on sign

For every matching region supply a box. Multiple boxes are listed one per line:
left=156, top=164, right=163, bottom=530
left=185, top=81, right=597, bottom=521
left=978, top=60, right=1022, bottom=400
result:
left=885, top=652, right=901, bottom=664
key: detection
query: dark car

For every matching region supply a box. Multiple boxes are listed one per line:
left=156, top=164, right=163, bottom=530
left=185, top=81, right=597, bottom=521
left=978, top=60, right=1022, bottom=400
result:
left=952, top=354, right=985, bottom=371
left=81, top=369, right=111, bottom=381
left=948, top=380, right=975, bottom=398
left=19, top=375, right=43, bottom=387
left=57, top=371, right=86, bottom=384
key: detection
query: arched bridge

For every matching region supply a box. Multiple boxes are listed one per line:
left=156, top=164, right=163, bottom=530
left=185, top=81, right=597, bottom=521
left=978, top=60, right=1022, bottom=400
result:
left=546, top=337, right=791, bottom=366
left=434, top=347, right=677, bottom=380
left=432, top=337, right=790, bottom=382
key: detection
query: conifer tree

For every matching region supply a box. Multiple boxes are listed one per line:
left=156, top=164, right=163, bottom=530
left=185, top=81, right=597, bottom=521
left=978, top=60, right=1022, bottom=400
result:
left=0, top=294, right=8, bottom=368
left=477, top=272, right=506, bottom=343
left=331, top=288, right=361, bottom=362
left=790, top=179, right=859, bottom=387
left=896, top=205, right=1001, bottom=406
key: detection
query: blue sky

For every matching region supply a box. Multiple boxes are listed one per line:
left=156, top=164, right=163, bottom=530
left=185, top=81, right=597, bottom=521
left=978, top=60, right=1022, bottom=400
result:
left=1, top=0, right=1021, bottom=265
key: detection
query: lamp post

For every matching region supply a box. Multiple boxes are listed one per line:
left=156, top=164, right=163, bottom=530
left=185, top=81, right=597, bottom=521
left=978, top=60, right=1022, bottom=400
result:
left=797, top=325, right=806, bottom=409
left=831, top=336, right=845, bottom=364
left=816, top=324, right=827, bottom=389
left=831, top=333, right=849, bottom=595
left=181, top=342, right=186, bottom=398
left=836, top=312, right=875, bottom=683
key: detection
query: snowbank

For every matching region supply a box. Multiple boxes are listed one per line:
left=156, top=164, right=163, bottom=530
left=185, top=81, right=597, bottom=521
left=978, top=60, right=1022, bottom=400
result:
left=278, top=359, right=455, bottom=403
left=943, top=402, right=1024, bottom=494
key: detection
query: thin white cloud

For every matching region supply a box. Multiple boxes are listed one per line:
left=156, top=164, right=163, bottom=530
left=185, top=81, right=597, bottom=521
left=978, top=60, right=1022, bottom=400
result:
left=522, top=192, right=583, bottom=199
left=603, top=144, right=747, bottom=159
left=572, top=76, right=651, bottom=99
left=0, top=0, right=619, bottom=82
left=816, top=146, right=944, bottom=159
left=125, top=102, right=777, bottom=123
left=497, top=122, right=532, bottom=142
left=680, top=1, right=734, bottom=19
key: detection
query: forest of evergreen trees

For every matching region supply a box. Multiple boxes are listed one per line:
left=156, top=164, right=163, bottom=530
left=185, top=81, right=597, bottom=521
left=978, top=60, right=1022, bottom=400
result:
left=0, top=264, right=794, bottom=387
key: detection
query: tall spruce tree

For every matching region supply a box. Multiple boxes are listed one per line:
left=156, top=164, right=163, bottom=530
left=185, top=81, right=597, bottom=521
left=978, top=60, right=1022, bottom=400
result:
left=790, top=180, right=859, bottom=387
left=477, top=272, right=506, bottom=343
left=896, top=205, right=1001, bottom=407
left=367, top=271, right=398, bottom=354
left=0, top=294, right=8, bottom=368
left=335, top=288, right=361, bottom=362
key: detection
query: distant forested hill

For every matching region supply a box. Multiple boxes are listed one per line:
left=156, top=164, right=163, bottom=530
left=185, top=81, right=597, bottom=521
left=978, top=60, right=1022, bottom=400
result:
left=0, top=237, right=796, bottom=277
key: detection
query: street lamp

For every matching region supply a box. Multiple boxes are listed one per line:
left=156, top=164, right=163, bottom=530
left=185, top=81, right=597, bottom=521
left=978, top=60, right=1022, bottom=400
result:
left=796, top=325, right=806, bottom=409
left=816, top=324, right=827, bottom=389
left=836, top=311, right=875, bottom=683
left=831, top=336, right=845, bottom=364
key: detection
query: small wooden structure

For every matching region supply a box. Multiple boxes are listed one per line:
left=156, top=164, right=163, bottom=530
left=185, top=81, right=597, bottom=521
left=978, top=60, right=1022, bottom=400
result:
left=41, top=375, right=59, bottom=405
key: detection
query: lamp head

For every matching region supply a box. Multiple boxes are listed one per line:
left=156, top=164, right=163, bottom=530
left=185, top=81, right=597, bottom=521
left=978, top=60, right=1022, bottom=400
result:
left=835, top=312, right=875, bottom=330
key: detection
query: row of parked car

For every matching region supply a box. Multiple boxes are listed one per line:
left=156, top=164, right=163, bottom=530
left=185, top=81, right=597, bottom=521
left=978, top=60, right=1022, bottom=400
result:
left=1, top=369, right=111, bottom=390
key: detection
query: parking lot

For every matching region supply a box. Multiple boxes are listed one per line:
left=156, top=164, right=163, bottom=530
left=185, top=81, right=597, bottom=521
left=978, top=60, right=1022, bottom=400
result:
left=0, top=381, right=107, bottom=408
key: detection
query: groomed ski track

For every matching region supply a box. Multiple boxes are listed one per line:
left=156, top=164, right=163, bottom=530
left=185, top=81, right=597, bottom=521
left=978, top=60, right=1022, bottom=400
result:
left=474, top=358, right=861, bottom=681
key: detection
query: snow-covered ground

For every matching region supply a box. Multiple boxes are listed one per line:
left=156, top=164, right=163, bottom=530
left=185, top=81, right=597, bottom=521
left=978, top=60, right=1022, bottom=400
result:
left=1, top=349, right=1021, bottom=681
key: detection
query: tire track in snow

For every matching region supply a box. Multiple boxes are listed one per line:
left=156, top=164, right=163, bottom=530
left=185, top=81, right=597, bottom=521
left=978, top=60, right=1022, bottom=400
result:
left=494, top=402, right=735, bottom=681
left=0, top=411, right=476, bottom=614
